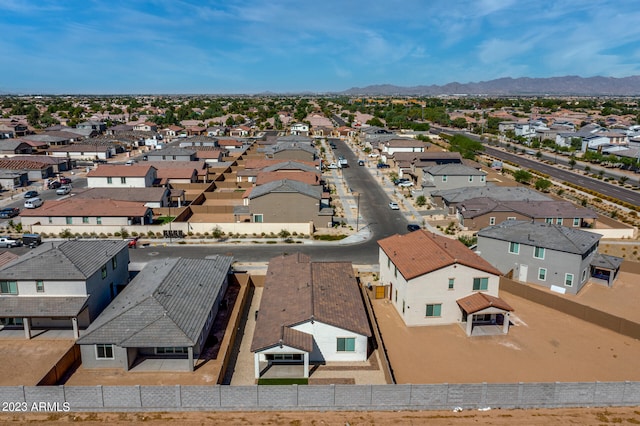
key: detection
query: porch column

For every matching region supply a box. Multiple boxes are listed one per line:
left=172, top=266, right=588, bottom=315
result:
left=23, top=317, right=32, bottom=339
left=466, top=314, right=473, bottom=337
left=71, top=317, right=79, bottom=339
left=254, top=354, right=261, bottom=379
left=187, top=347, right=194, bottom=372
left=303, top=353, right=309, bottom=378
left=502, top=313, right=510, bottom=334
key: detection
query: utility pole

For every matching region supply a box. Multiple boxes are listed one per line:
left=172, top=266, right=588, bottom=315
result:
left=355, top=192, right=360, bottom=232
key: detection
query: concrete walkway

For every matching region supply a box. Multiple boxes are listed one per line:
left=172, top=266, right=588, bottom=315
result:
left=230, top=287, right=262, bottom=385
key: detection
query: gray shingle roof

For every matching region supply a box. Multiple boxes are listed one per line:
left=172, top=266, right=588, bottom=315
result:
left=424, top=164, right=486, bottom=176
left=0, top=240, right=129, bottom=280
left=477, top=221, right=601, bottom=255
left=77, top=256, right=233, bottom=348
left=0, top=296, right=88, bottom=317
left=262, top=161, right=319, bottom=173
left=433, top=186, right=551, bottom=204
left=248, top=179, right=321, bottom=200
left=590, top=253, right=624, bottom=270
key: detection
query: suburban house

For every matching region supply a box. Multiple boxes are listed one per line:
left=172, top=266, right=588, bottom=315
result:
left=132, top=122, right=158, bottom=132
left=145, top=147, right=197, bottom=162
left=77, top=256, right=233, bottom=372
left=87, top=165, right=158, bottom=188
left=76, top=121, right=106, bottom=133
left=457, top=198, right=598, bottom=231
left=388, top=151, right=463, bottom=183
left=218, top=139, right=245, bottom=150
left=380, top=138, right=426, bottom=156
left=238, top=160, right=319, bottom=183
left=46, top=144, right=116, bottom=160
left=422, top=164, right=487, bottom=193
left=430, top=186, right=551, bottom=214
left=263, top=142, right=316, bottom=162
left=238, top=179, right=333, bottom=227
left=477, top=221, right=623, bottom=294
left=377, top=230, right=511, bottom=336
left=0, top=139, right=33, bottom=155
left=161, top=125, right=185, bottom=138
left=251, top=253, right=371, bottom=379
left=229, top=126, right=251, bottom=137
left=72, top=187, right=170, bottom=208
left=0, top=240, right=130, bottom=339
left=0, top=170, right=28, bottom=189
left=155, top=167, right=199, bottom=185
left=20, top=198, right=153, bottom=230
left=0, top=124, right=15, bottom=139
left=290, top=122, right=310, bottom=136
left=0, top=159, right=54, bottom=181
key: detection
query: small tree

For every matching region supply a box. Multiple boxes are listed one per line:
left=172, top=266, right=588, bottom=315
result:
left=60, top=228, right=73, bottom=239
left=568, top=158, right=576, bottom=169
left=535, top=179, right=552, bottom=192
left=211, top=226, right=224, bottom=239
left=513, top=169, right=532, bottom=184
left=415, top=195, right=427, bottom=207
left=278, top=229, right=291, bottom=239
left=119, top=227, right=129, bottom=239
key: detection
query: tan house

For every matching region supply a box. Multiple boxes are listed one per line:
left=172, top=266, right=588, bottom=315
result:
left=457, top=198, right=599, bottom=231
left=377, top=230, right=512, bottom=336
left=239, top=179, right=333, bottom=227
left=87, top=165, right=158, bottom=188
left=132, top=122, right=158, bottom=132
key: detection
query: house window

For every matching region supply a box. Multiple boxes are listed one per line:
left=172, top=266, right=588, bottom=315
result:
left=545, top=218, right=553, bottom=224
left=468, top=175, right=474, bottom=182
left=36, top=280, right=44, bottom=293
left=0, top=281, right=18, bottom=294
left=66, top=217, right=72, bottom=225
left=107, top=177, right=113, bottom=184
left=442, top=175, right=448, bottom=182
left=481, top=175, right=486, bottom=182
left=448, top=278, right=455, bottom=290
left=394, top=265, right=397, bottom=277
left=507, top=216, right=516, bottom=221
left=565, top=273, right=574, bottom=287
left=509, top=242, right=520, bottom=254
left=489, top=217, right=496, bottom=225
left=387, top=256, right=390, bottom=269
left=120, top=177, right=126, bottom=184
left=395, top=290, right=397, bottom=302
left=581, top=269, right=587, bottom=282
left=111, top=257, right=117, bottom=270
left=101, top=265, right=107, bottom=279
left=425, top=304, right=442, bottom=317
left=162, top=155, right=166, bottom=160
left=573, top=218, right=580, bottom=227
left=95, top=344, right=114, bottom=359
left=156, top=347, right=188, bottom=354
left=337, top=337, right=356, bottom=352
left=253, top=214, right=263, bottom=223
left=82, top=217, right=89, bottom=224
left=172, top=155, right=177, bottom=160
left=472, top=277, right=489, bottom=291
left=534, top=246, right=545, bottom=259
left=96, top=217, right=102, bottom=225
left=556, top=218, right=563, bottom=225
left=538, top=268, right=547, bottom=281
left=48, top=217, right=53, bottom=224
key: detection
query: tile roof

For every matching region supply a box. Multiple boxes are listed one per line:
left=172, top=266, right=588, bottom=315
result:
left=0, top=250, right=19, bottom=268
left=244, top=159, right=318, bottom=170
left=424, top=164, right=486, bottom=176
left=477, top=221, right=601, bottom=255
left=256, top=171, right=320, bottom=186
left=378, top=230, right=501, bottom=280
left=0, top=240, right=129, bottom=280
left=590, top=252, right=624, bottom=270
left=456, top=292, right=513, bottom=314
left=0, top=159, right=49, bottom=170
left=251, top=253, right=370, bottom=353
left=432, top=186, right=550, bottom=204
left=384, top=139, right=427, bottom=148
left=261, top=161, right=319, bottom=173
left=20, top=198, right=149, bottom=218
left=146, top=147, right=196, bottom=157
left=0, top=296, right=88, bottom=317
left=77, top=256, right=233, bottom=347
left=72, top=187, right=168, bottom=203
left=458, top=198, right=597, bottom=220
left=246, top=179, right=321, bottom=200
left=87, top=164, right=155, bottom=177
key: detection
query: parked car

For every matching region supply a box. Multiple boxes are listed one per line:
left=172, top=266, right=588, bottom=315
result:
left=59, top=177, right=72, bottom=184
left=329, top=142, right=337, bottom=149
left=389, top=202, right=400, bottom=210
left=377, top=163, right=390, bottom=169
left=49, top=181, right=62, bottom=189
left=56, top=185, right=72, bottom=195
left=22, top=233, right=42, bottom=248
left=0, top=207, right=20, bottom=218
left=125, top=159, right=138, bottom=165
left=407, top=224, right=421, bottom=232
left=23, top=190, right=39, bottom=199
left=398, top=181, right=414, bottom=188
left=368, top=152, right=380, bottom=158
left=393, top=178, right=410, bottom=185
left=125, top=236, right=139, bottom=248
left=0, top=237, right=21, bottom=248
left=358, top=160, right=365, bottom=166
left=24, top=197, right=43, bottom=209
left=327, top=163, right=340, bottom=169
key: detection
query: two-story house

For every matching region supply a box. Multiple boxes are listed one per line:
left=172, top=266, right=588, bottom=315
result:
left=377, top=230, right=512, bottom=336
left=0, top=240, right=129, bottom=339
left=477, top=221, right=623, bottom=294
left=422, top=164, right=487, bottom=193
left=290, top=122, right=309, bottom=136
left=86, top=165, right=158, bottom=188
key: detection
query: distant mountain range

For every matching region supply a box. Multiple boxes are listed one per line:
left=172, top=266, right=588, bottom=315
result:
left=341, top=76, right=640, bottom=96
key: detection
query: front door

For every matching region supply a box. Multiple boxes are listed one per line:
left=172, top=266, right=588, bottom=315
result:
left=518, top=264, right=528, bottom=282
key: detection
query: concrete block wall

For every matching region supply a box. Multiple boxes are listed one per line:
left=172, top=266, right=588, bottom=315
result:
left=1, top=382, right=639, bottom=412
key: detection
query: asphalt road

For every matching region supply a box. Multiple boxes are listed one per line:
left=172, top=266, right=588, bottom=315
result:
left=481, top=145, right=640, bottom=207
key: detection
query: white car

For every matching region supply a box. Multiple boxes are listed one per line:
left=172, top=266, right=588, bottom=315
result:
left=327, top=163, right=340, bottom=169
left=389, top=202, right=400, bottom=210
left=398, top=181, right=414, bottom=187
left=368, top=152, right=380, bottom=158
left=56, top=185, right=72, bottom=195
left=24, top=197, right=44, bottom=209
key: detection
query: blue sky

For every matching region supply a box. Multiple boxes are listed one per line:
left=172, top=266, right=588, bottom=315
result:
left=1, top=0, right=640, bottom=94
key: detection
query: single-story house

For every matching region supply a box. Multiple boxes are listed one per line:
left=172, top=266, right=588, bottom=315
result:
left=87, top=165, right=158, bottom=188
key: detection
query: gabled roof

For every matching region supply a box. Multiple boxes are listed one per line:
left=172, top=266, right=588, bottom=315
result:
left=384, top=139, right=426, bottom=148
left=0, top=240, right=128, bottom=280
left=19, top=198, right=150, bottom=218
left=378, top=230, right=501, bottom=280
left=0, top=296, right=88, bottom=317
left=433, top=186, right=550, bottom=204
left=87, top=164, right=155, bottom=177
left=261, top=160, right=319, bottom=174
left=77, top=256, right=233, bottom=347
left=72, top=187, right=168, bottom=203
left=244, top=159, right=318, bottom=170
left=424, top=163, right=486, bottom=176
left=590, top=253, right=624, bottom=270
left=457, top=292, right=513, bottom=314
left=458, top=198, right=597, bottom=220
left=477, top=221, right=601, bottom=255
left=146, top=147, right=196, bottom=157
left=256, top=171, right=320, bottom=186
left=246, top=179, right=321, bottom=200
left=250, top=253, right=370, bottom=353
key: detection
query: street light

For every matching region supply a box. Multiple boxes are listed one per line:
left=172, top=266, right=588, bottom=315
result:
left=355, top=192, right=360, bottom=232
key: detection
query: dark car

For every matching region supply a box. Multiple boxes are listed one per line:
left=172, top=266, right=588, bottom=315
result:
left=0, top=207, right=20, bottom=218
left=358, top=160, right=365, bottom=166
left=49, top=181, right=62, bottom=189
left=376, top=163, right=390, bottom=169
left=407, top=224, right=421, bottom=232
left=59, top=177, right=72, bottom=184
left=23, top=190, right=39, bottom=199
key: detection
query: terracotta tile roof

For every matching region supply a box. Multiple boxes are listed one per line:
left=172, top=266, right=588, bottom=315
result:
left=19, top=198, right=149, bottom=217
left=250, top=253, right=370, bottom=353
left=457, top=292, right=513, bottom=314
left=378, top=230, right=501, bottom=280
left=87, top=164, right=155, bottom=177
left=0, top=159, right=49, bottom=170
left=155, top=168, right=197, bottom=181
left=256, top=171, right=320, bottom=186
left=244, top=159, right=317, bottom=170
left=195, top=150, right=224, bottom=159
left=0, top=251, right=19, bottom=268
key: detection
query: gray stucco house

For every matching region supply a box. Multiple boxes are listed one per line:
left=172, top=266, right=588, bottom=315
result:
left=77, top=256, right=233, bottom=372
left=0, top=240, right=130, bottom=338
left=477, top=221, right=622, bottom=294
left=145, top=147, right=197, bottom=162
left=422, top=163, right=487, bottom=193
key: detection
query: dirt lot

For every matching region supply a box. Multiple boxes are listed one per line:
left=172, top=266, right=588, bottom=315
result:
left=2, top=407, right=639, bottom=425
left=0, top=336, right=74, bottom=386
left=372, top=291, right=640, bottom=384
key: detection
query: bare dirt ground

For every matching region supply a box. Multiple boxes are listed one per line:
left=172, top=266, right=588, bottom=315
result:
left=2, top=407, right=640, bottom=425
left=0, top=337, right=74, bottom=386
left=371, top=291, right=640, bottom=384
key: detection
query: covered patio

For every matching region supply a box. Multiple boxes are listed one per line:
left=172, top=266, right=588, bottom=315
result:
left=590, top=253, right=624, bottom=287
left=457, top=292, right=514, bottom=337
